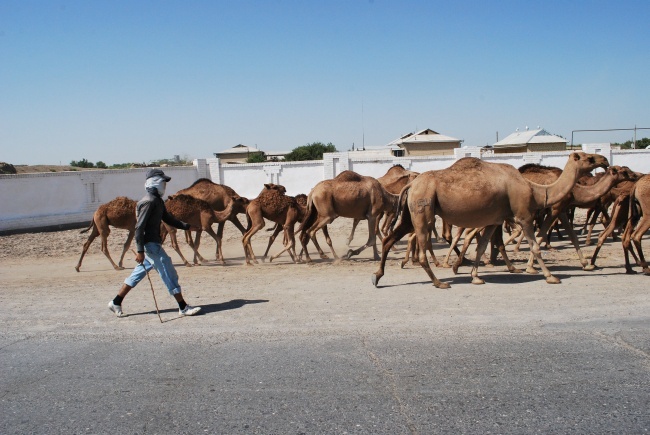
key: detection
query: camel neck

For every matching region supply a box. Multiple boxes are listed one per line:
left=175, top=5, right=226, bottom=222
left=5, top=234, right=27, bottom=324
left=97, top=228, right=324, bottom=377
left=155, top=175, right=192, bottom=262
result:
left=528, top=160, right=581, bottom=208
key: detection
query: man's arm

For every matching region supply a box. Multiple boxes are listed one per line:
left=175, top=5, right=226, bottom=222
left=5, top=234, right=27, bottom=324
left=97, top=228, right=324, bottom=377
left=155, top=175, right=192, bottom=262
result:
left=134, top=200, right=153, bottom=253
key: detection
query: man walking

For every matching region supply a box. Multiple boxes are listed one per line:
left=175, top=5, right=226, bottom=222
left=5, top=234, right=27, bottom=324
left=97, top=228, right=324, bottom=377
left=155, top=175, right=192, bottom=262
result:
left=108, top=168, right=201, bottom=317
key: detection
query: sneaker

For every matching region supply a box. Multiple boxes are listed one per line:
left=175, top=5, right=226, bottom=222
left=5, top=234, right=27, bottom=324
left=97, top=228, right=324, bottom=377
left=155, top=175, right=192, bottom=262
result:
left=179, top=305, right=201, bottom=316
left=108, top=300, right=124, bottom=317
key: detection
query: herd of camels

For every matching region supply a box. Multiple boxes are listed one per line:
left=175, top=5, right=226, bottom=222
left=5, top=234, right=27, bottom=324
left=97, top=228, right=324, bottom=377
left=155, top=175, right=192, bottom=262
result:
left=75, top=152, right=650, bottom=288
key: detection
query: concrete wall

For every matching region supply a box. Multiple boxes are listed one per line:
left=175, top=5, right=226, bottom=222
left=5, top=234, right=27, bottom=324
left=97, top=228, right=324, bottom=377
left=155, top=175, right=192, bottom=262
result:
left=2, top=144, right=649, bottom=233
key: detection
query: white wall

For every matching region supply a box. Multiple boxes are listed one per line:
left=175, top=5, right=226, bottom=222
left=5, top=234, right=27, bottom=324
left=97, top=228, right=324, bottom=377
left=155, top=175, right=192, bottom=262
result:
left=2, top=146, right=649, bottom=233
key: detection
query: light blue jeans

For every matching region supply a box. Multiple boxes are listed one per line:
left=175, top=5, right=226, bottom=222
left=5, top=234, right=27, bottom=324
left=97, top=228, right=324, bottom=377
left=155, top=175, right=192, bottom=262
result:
left=124, top=243, right=182, bottom=295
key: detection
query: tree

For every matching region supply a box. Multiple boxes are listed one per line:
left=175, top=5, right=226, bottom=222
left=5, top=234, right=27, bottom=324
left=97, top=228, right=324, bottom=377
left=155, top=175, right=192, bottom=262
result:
left=283, top=142, right=338, bottom=161
left=70, top=158, right=94, bottom=168
left=613, top=137, right=650, bottom=149
left=246, top=152, right=267, bottom=163
left=95, top=161, right=107, bottom=169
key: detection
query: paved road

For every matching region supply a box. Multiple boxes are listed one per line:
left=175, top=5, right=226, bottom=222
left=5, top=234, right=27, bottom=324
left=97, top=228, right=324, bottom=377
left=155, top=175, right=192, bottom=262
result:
left=1, top=234, right=649, bottom=434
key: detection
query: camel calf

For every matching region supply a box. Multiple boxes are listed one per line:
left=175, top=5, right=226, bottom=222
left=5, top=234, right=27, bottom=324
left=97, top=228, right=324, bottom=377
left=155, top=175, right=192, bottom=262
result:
left=162, top=194, right=239, bottom=266
left=75, top=196, right=137, bottom=272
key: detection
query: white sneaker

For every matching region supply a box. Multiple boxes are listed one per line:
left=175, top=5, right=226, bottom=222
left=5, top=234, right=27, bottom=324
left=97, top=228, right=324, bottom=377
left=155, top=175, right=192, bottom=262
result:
left=108, top=300, right=124, bottom=317
left=179, top=305, right=201, bottom=316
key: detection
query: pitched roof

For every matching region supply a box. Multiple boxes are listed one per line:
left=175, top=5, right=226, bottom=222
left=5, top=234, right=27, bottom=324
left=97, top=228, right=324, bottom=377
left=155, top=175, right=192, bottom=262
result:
left=388, top=128, right=460, bottom=146
left=494, top=128, right=567, bottom=147
left=216, top=144, right=261, bottom=155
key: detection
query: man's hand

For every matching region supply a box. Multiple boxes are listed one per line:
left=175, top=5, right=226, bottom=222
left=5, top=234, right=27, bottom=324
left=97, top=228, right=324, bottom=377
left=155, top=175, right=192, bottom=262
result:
left=135, top=252, right=145, bottom=264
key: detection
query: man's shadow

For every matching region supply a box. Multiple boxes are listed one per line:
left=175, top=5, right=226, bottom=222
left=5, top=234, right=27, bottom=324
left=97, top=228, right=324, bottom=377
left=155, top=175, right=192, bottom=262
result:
left=199, top=299, right=269, bottom=314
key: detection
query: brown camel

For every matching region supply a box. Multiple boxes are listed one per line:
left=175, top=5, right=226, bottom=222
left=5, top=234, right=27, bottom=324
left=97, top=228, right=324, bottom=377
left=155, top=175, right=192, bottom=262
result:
left=75, top=196, right=137, bottom=272
left=622, top=174, right=650, bottom=274
left=242, top=184, right=304, bottom=265
left=372, top=152, right=609, bottom=288
left=518, top=164, right=633, bottom=271
left=174, top=179, right=250, bottom=264
left=589, top=172, right=646, bottom=269
left=162, top=194, right=237, bottom=266
left=299, top=170, right=400, bottom=262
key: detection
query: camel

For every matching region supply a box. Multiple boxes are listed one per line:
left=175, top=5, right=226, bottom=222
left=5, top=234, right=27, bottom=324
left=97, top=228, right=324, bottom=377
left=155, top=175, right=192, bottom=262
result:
left=174, top=179, right=250, bottom=263
left=372, top=152, right=609, bottom=288
left=589, top=173, right=646, bottom=269
left=346, top=165, right=422, bottom=245
left=622, top=174, right=650, bottom=274
left=299, top=170, right=400, bottom=262
left=517, top=164, right=633, bottom=271
left=242, top=184, right=305, bottom=265
left=162, top=194, right=238, bottom=266
left=75, top=196, right=137, bottom=272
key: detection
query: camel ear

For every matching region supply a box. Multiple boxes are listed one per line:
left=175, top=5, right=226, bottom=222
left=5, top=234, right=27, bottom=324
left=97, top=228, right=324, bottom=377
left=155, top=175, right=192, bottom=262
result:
left=571, top=152, right=580, bottom=161
left=264, top=183, right=271, bottom=189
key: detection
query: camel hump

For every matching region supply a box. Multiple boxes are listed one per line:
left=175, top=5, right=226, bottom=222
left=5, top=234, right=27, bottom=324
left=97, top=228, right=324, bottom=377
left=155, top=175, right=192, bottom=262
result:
left=518, top=163, right=561, bottom=174
left=335, top=170, right=363, bottom=182
left=186, top=178, right=217, bottom=188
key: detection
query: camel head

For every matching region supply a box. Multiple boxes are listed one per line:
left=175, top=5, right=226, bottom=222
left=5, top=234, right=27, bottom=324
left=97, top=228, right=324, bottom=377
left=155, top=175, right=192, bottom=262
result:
left=294, top=193, right=308, bottom=207
left=262, top=183, right=287, bottom=195
left=570, top=152, right=609, bottom=172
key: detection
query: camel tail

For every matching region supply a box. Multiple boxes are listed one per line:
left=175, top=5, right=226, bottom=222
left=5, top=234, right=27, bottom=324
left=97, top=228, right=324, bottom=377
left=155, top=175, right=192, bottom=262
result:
left=298, top=194, right=317, bottom=234
left=390, top=184, right=411, bottom=232
left=79, top=220, right=94, bottom=234
left=629, top=184, right=641, bottom=227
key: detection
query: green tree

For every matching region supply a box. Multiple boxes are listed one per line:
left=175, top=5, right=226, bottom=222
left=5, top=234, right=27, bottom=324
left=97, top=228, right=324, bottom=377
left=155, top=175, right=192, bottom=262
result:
left=283, top=142, right=337, bottom=161
left=246, top=152, right=267, bottom=163
left=70, top=158, right=94, bottom=168
left=95, top=161, right=107, bottom=169
left=613, top=137, right=650, bottom=149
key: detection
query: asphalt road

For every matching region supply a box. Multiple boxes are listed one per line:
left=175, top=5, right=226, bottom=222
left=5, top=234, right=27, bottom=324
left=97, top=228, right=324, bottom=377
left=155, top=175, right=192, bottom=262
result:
left=1, top=229, right=649, bottom=434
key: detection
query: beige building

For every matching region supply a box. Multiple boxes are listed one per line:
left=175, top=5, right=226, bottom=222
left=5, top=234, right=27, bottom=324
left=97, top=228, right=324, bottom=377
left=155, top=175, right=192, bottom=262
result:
left=388, top=129, right=461, bottom=156
left=213, top=144, right=264, bottom=163
left=493, top=128, right=568, bottom=153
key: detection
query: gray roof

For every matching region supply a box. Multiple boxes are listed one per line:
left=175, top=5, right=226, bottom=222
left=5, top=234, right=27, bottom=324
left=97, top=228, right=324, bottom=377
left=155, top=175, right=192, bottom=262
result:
left=494, top=128, right=567, bottom=147
left=388, top=128, right=460, bottom=146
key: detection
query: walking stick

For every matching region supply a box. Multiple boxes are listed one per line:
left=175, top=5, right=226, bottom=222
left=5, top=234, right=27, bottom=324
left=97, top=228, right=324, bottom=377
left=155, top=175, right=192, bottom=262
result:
left=132, top=249, right=164, bottom=324
left=144, top=267, right=164, bottom=324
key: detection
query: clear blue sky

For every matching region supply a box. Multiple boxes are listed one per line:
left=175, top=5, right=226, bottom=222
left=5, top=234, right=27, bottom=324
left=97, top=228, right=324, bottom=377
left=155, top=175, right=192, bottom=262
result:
left=1, top=0, right=648, bottom=165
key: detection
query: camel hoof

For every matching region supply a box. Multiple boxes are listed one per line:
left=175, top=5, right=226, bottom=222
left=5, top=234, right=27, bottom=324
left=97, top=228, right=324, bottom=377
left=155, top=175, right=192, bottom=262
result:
left=584, top=241, right=592, bottom=246
left=319, top=254, right=329, bottom=259
left=582, top=264, right=596, bottom=271
left=525, top=267, right=539, bottom=275
left=371, top=274, right=380, bottom=287
left=345, top=249, right=355, bottom=260
left=435, top=282, right=451, bottom=289
left=545, top=275, right=561, bottom=284
left=441, top=263, right=451, bottom=269
left=625, top=269, right=638, bottom=275
left=400, top=261, right=407, bottom=269
left=471, top=277, right=485, bottom=285
left=452, top=266, right=459, bottom=275
left=75, top=266, right=80, bottom=272
left=510, top=268, right=524, bottom=274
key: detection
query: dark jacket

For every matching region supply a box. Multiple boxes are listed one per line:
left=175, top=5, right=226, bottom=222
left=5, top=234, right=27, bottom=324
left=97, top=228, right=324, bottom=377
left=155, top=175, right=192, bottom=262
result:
left=134, top=191, right=189, bottom=252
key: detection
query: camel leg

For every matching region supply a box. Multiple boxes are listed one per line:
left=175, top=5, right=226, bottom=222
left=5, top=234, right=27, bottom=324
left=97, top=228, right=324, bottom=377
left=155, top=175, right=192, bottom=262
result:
left=554, top=212, right=593, bottom=270
left=452, top=228, right=480, bottom=274
left=489, top=225, right=522, bottom=274
left=188, top=230, right=208, bottom=264
left=519, top=221, right=560, bottom=283
left=301, top=216, right=336, bottom=263
left=167, top=227, right=192, bottom=267
left=443, top=227, right=466, bottom=269
left=242, top=220, right=265, bottom=266
left=589, top=199, right=626, bottom=268
left=262, top=224, right=284, bottom=261
left=75, top=225, right=100, bottom=272
left=400, top=232, right=416, bottom=268
left=346, top=219, right=361, bottom=246
left=467, top=226, right=496, bottom=284
left=412, top=214, right=449, bottom=289
left=118, top=230, right=135, bottom=269
left=630, top=215, right=650, bottom=274
left=347, top=216, right=379, bottom=260
left=372, top=211, right=414, bottom=287
left=98, top=227, right=123, bottom=271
